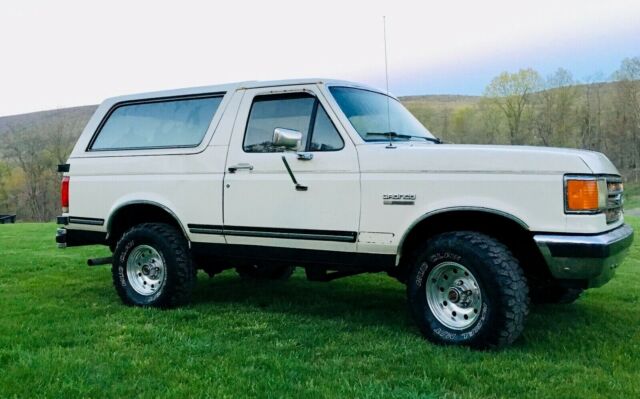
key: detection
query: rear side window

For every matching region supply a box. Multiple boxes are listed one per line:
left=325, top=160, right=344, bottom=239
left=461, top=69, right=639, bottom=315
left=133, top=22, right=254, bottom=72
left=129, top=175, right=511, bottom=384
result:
left=90, top=95, right=223, bottom=151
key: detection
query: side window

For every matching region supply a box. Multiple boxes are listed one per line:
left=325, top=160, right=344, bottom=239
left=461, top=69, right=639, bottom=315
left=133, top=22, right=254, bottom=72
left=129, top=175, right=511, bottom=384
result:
left=90, top=95, right=223, bottom=151
left=244, top=94, right=315, bottom=153
left=309, top=106, right=344, bottom=151
left=244, top=93, right=344, bottom=153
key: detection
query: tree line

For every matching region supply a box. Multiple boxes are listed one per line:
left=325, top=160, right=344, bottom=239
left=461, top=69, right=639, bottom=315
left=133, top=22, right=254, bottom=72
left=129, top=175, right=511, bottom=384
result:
left=1, top=56, right=639, bottom=221
left=406, top=56, right=640, bottom=184
left=0, top=112, right=87, bottom=221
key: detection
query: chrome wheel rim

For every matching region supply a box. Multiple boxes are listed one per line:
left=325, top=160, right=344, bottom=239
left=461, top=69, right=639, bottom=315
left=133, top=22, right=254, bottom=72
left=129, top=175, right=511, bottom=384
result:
left=126, top=245, right=166, bottom=296
left=426, top=262, right=482, bottom=330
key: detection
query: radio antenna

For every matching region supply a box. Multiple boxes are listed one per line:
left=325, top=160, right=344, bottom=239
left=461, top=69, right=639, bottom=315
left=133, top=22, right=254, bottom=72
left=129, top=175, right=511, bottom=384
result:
left=383, top=16, right=395, bottom=149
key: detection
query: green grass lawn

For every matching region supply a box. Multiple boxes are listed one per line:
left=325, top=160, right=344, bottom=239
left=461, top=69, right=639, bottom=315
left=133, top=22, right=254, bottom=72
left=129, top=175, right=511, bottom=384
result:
left=1, top=220, right=638, bottom=398
left=624, top=182, right=640, bottom=211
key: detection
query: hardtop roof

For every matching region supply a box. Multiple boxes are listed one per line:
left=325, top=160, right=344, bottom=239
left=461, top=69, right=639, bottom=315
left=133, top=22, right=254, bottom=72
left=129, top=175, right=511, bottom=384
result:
left=102, top=78, right=390, bottom=104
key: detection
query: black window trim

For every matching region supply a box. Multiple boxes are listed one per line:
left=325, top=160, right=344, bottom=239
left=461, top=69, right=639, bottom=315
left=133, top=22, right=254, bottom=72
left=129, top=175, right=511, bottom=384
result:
left=327, top=84, right=397, bottom=100
left=86, top=92, right=226, bottom=152
left=242, top=91, right=345, bottom=154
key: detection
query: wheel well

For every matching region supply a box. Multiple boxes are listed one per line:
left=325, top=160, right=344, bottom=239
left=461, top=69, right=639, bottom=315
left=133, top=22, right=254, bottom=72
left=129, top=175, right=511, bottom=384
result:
left=107, top=203, right=185, bottom=249
left=396, top=210, right=550, bottom=284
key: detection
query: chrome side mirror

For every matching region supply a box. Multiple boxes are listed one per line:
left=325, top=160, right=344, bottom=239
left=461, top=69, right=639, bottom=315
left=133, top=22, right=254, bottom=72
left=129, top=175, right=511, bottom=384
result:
left=273, top=128, right=302, bottom=150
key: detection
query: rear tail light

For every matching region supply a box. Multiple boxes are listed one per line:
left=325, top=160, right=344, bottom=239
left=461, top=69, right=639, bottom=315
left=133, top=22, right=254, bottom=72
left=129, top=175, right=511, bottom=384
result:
left=61, top=176, right=70, bottom=213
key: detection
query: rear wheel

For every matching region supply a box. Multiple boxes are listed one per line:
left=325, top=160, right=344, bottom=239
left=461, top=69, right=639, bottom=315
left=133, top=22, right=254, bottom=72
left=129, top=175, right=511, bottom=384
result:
left=407, top=231, right=529, bottom=349
left=112, top=223, right=195, bottom=308
left=236, top=264, right=295, bottom=280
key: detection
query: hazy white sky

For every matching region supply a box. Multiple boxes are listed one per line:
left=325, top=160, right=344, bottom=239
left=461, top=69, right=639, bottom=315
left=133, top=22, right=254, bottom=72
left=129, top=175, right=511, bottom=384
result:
left=1, top=0, right=639, bottom=116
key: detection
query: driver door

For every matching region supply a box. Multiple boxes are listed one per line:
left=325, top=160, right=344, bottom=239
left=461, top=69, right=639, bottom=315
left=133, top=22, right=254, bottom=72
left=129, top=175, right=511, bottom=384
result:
left=223, top=85, right=360, bottom=258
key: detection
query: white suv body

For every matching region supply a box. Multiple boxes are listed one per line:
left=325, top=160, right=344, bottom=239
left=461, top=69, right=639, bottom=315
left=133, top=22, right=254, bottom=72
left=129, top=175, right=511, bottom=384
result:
left=56, top=79, right=634, bottom=348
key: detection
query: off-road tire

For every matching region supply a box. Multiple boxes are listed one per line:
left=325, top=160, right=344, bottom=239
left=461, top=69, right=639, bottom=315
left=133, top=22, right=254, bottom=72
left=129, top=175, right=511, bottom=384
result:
left=236, top=264, right=295, bottom=280
left=407, top=231, right=529, bottom=349
left=112, top=223, right=196, bottom=308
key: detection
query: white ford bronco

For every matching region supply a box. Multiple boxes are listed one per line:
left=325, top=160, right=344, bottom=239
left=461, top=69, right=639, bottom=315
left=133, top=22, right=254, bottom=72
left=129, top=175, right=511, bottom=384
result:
left=56, top=79, right=634, bottom=348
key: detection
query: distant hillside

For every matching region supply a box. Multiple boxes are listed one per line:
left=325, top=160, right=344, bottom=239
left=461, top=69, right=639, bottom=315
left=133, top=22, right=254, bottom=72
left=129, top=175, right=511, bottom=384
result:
left=0, top=105, right=97, bottom=137
left=0, top=82, right=617, bottom=139
left=0, top=95, right=483, bottom=141
left=399, top=94, right=480, bottom=107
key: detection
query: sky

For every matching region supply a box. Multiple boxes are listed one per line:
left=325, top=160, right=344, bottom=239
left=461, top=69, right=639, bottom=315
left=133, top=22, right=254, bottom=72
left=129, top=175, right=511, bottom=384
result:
left=0, top=0, right=639, bottom=116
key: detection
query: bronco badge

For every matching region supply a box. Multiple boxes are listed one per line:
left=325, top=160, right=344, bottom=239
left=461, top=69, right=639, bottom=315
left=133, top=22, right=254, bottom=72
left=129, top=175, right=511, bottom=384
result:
left=383, top=194, right=416, bottom=205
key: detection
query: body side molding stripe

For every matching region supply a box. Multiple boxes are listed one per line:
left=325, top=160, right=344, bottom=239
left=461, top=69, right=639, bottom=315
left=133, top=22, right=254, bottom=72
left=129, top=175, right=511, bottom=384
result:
left=68, top=216, right=105, bottom=226
left=187, top=224, right=357, bottom=243
left=187, top=224, right=224, bottom=235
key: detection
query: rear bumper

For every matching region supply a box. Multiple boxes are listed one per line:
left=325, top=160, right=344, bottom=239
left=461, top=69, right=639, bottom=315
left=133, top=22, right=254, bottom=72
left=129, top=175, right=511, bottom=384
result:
left=56, top=228, right=67, bottom=248
left=534, top=224, right=634, bottom=287
left=56, top=227, right=107, bottom=248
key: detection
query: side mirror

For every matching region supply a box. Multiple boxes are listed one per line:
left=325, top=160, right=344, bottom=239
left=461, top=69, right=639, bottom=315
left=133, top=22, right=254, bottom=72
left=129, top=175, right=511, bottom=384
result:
left=273, top=128, right=302, bottom=151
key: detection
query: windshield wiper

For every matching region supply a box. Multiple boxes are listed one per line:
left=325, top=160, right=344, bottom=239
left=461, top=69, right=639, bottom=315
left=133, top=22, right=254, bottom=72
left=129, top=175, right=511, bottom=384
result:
left=366, top=131, right=442, bottom=144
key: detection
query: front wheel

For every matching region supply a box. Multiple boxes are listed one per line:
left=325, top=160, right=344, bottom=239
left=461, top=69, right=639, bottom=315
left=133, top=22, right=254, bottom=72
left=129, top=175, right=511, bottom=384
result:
left=407, top=231, right=529, bottom=349
left=112, top=223, right=196, bottom=308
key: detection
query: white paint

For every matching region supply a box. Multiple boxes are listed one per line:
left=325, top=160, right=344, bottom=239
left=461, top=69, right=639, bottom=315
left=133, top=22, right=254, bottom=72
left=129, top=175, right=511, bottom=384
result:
left=65, top=79, right=624, bottom=258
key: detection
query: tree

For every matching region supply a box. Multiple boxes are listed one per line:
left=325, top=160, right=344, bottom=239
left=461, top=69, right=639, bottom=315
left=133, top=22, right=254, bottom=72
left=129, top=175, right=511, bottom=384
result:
left=0, top=160, right=10, bottom=212
left=450, top=106, right=476, bottom=143
left=2, top=124, right=58, bottom=221
left=477, top=98, right=507, bottom=144
left=612, top=57, right=640, bottom=181
left=47, top=113, right=82, bottom=165
left=578, top=73, right=606, bottom=153
left=534, top=68, right=578, bottom=147
left=484, top=68, right=542, bottom=144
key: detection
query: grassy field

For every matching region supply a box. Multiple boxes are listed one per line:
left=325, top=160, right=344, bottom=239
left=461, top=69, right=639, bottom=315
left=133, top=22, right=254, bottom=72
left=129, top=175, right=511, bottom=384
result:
left=624, top=182, right=640, bottom=211
left=0, top=220, right=638, bottom=398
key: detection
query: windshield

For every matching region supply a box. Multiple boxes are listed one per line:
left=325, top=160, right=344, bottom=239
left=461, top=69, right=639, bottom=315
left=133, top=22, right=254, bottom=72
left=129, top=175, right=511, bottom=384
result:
left=328, top=86, right=434, bottom=142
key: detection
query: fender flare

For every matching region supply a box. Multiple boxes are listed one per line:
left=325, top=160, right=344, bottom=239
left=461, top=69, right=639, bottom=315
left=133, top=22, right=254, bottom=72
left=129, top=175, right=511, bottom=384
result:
left=397, top=206, right=529, bottom=258
left=106, top=200, right=189, bottom=241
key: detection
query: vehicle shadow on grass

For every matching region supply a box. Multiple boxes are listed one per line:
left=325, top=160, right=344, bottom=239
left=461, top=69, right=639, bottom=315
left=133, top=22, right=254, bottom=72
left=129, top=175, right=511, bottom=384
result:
left=190, top=271, right=414, bottom=331
left=187, top=270, right=631, bottom=350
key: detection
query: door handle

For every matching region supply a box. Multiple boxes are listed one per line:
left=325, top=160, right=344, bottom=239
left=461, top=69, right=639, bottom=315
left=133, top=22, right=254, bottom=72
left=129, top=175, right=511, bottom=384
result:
left=296, top=152, right=313, bottom=161
left=227, top=163, right=254, bottom=173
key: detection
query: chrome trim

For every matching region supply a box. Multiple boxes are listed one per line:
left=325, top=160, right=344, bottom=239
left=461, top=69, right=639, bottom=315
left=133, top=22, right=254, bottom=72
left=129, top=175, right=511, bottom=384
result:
left=383, top=194, right=416, bottom=205
left=273, top=127, right=303, bottom=150
left=563, top=174, right=607, bottom=215
left=534, top=224, right=632, bottom=248
left=605, top=176, right=623, bottom=224
left=227, top=163, right=254, bottom=173
left=297, top=152, right=314, bottom=161
left=534, top=224, right=634, bottom=287
left=562, top=174, right=624, bottom=223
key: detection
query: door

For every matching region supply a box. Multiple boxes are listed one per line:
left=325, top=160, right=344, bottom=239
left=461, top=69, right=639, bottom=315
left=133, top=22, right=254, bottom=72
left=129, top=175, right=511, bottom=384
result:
left=223, top=85, right=360, bottom=258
